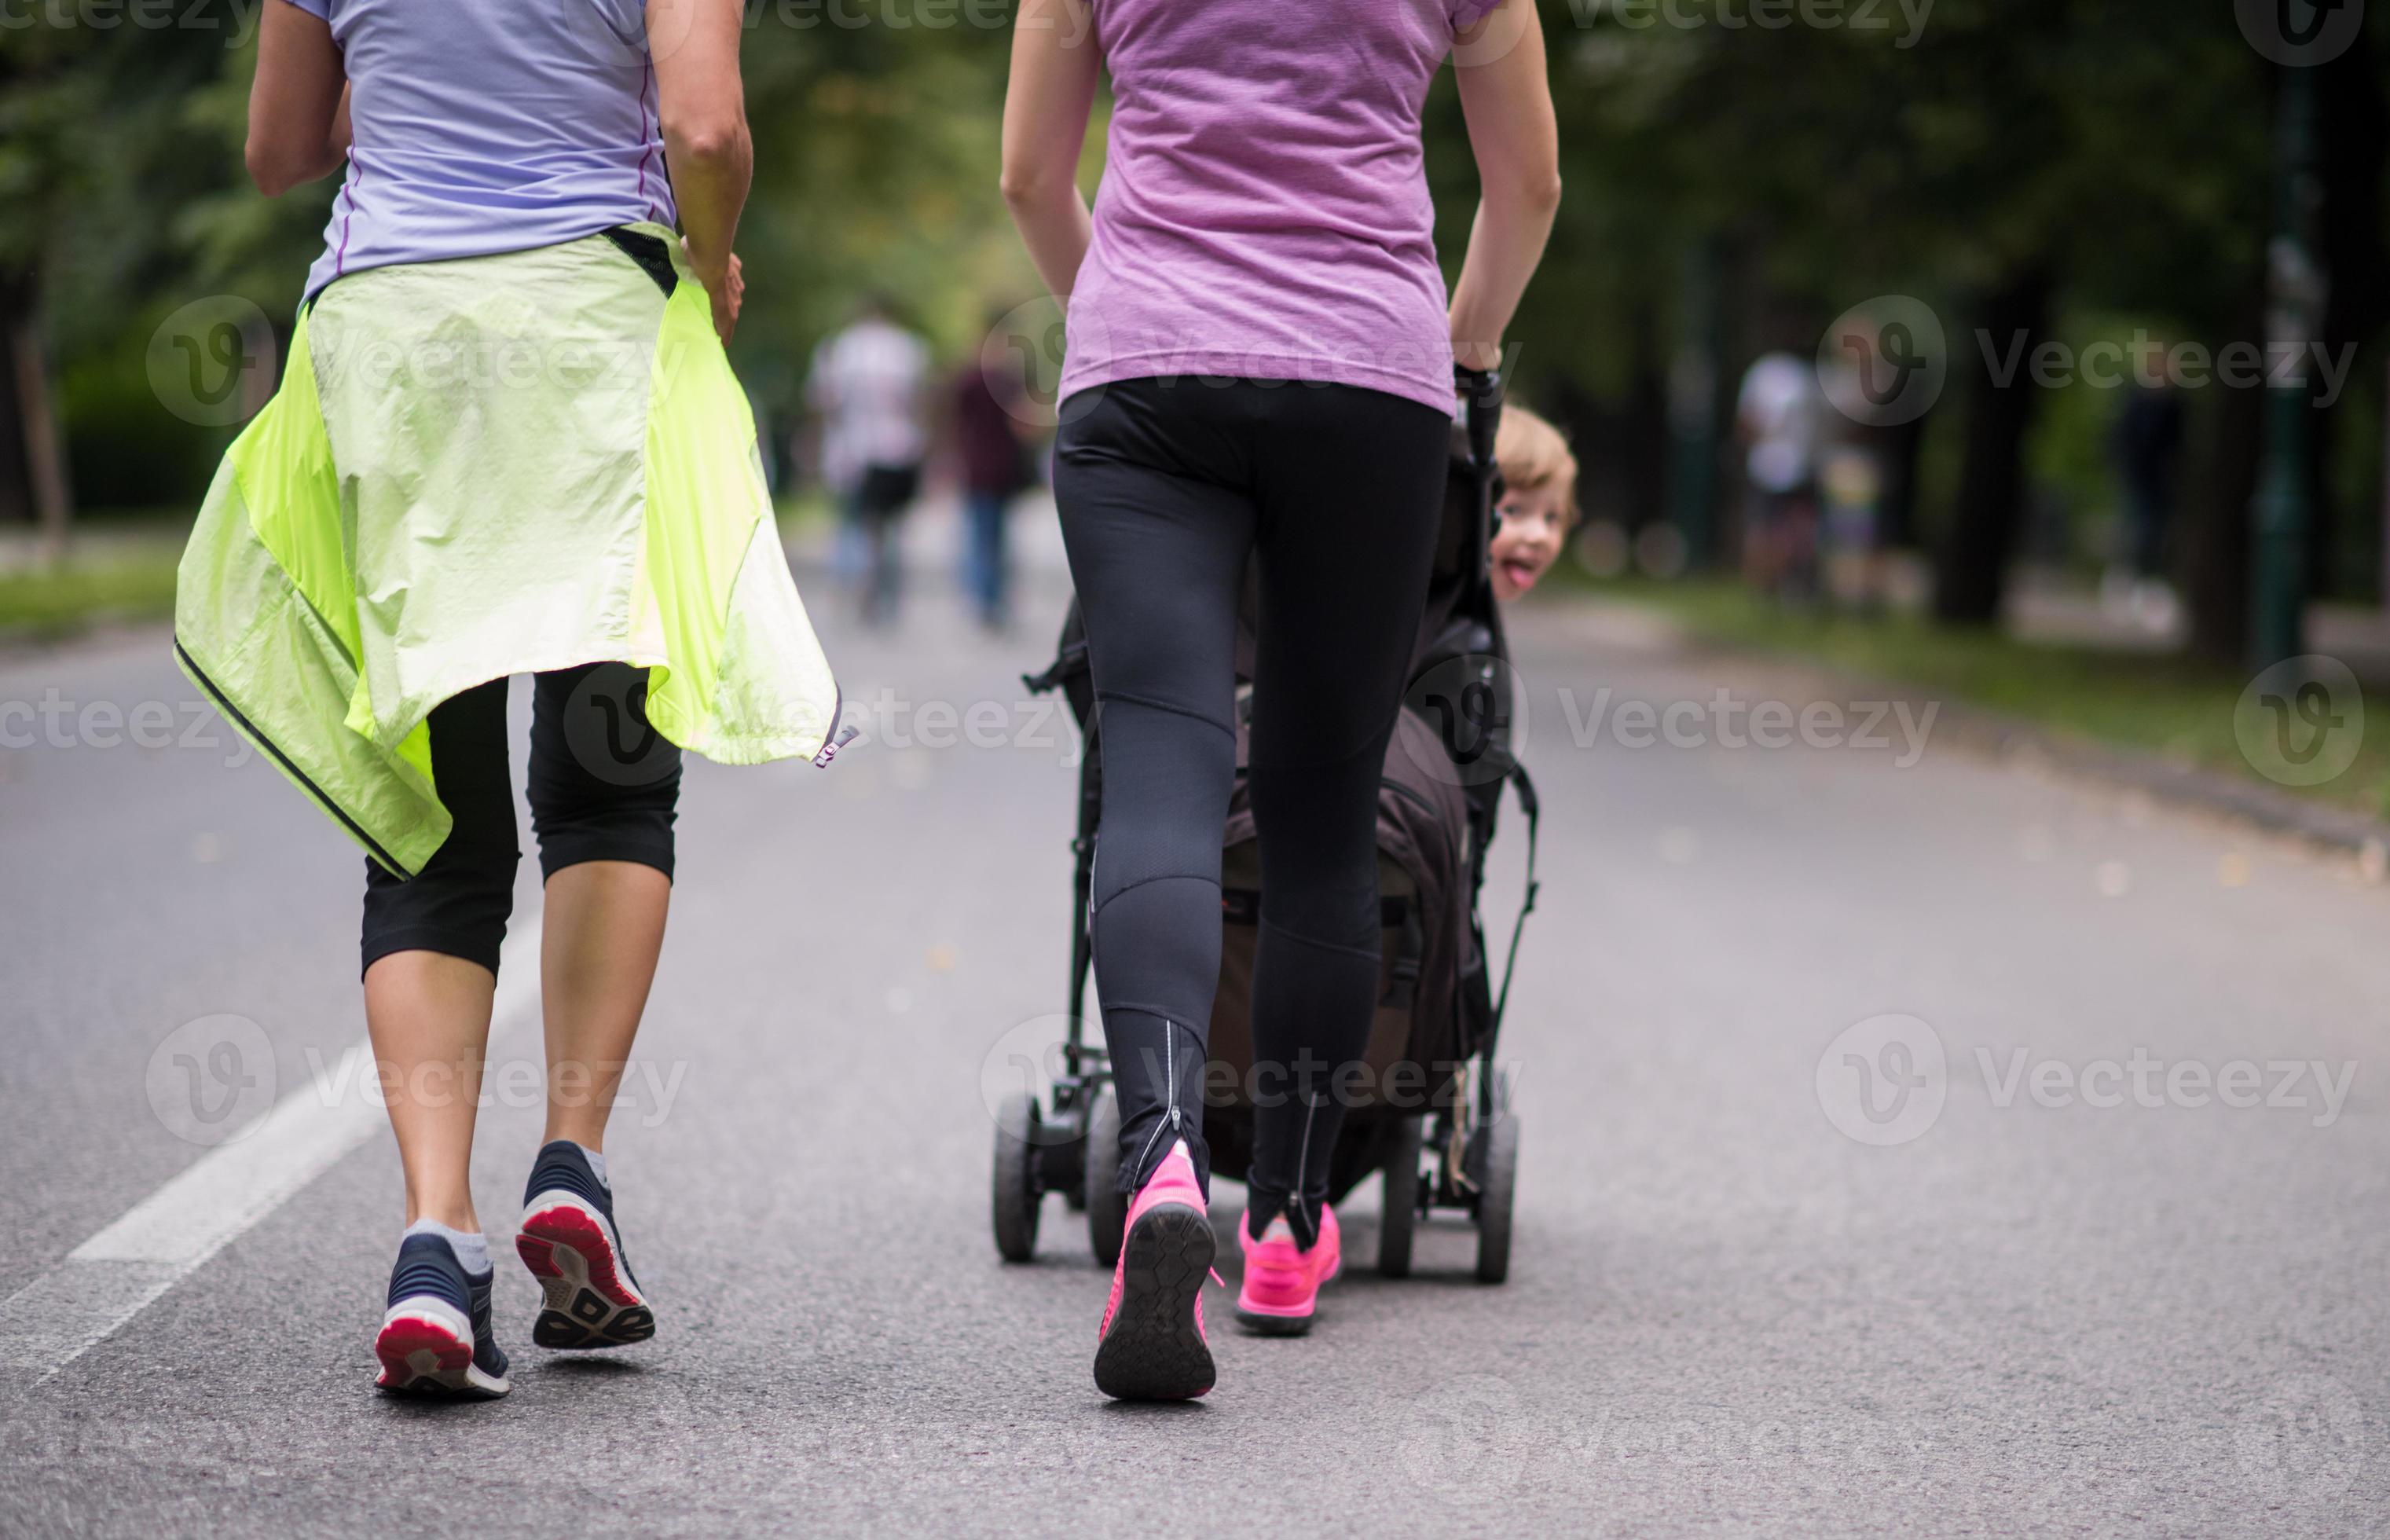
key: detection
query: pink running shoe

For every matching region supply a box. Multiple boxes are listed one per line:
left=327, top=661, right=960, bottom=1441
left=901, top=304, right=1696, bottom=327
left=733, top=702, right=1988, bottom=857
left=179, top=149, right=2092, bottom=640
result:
left=1234, top=1201, right=1341, bottom=1336
left=1094, top=1139, right=1217, bottom=1401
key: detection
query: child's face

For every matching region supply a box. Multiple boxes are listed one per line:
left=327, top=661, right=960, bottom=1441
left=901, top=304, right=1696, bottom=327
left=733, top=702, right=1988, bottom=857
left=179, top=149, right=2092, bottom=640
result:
left=1491, top=481, right=1569, bottom=600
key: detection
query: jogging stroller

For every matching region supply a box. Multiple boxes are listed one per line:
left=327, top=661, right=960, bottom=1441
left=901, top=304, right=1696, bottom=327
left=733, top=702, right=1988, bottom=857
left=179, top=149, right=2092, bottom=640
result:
left=992, top=369, right=1540, bottom=1282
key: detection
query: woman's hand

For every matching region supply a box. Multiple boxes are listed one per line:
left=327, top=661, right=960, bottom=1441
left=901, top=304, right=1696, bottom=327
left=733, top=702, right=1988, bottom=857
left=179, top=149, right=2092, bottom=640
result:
left=713, top=252, right=745, bottom=347
left=1446, top=0, right=1562, bottom=375
left=695, top=249, right=745, bottom=346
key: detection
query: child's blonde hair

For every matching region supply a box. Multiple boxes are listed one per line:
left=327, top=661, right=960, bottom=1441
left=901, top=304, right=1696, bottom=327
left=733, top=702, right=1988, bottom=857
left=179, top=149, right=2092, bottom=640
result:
left=1495, top=404, right=1580, bottom=524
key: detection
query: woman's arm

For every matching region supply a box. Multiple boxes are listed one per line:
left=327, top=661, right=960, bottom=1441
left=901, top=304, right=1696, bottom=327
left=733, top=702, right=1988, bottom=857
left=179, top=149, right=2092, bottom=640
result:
left=1446, top=0, right=1563, bottom=372
left=999, top=0, right=1101, bottom=302
left=650, top=0, right=752, bottom=345
left=245, top=1, right=346, bottom=196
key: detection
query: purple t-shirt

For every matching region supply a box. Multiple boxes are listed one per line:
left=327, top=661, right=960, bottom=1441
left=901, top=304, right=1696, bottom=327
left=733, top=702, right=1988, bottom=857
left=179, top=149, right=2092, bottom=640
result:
left=1060, top=0, right=1487, bottom=418
left=286, top=0, right=676, bottom=296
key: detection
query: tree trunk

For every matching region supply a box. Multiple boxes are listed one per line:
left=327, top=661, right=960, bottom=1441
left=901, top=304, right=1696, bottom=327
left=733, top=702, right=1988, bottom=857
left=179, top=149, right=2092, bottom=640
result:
left=2309, top=21, right=2388, bottom=600
left=2185, top=287, right=2267, bottom=664
left=1932, top=269, right=2052, bottom=626
left=0, top=270, right=71, bottom=560
left=1623, top=307, right=1670, bottom=533
left=0, top=273, right=35, bottom=527
left=1872, top=414, right=1926, bottom=552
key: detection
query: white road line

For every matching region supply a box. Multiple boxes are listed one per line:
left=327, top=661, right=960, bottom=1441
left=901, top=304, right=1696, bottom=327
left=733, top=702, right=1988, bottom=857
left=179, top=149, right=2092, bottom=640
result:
left=0, top=914, right=544, bottom=1384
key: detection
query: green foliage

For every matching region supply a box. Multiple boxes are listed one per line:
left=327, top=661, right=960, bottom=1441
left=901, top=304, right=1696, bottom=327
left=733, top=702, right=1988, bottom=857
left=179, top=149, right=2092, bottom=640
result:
left=0, top=0, right=2355, bottom=587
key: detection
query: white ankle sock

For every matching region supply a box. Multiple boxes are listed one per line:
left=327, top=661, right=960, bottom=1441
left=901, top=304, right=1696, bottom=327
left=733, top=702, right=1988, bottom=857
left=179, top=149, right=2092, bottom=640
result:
left=573, top=1142, right=609, bottom=1189
left=404, top=1218, right=490, bottom=1277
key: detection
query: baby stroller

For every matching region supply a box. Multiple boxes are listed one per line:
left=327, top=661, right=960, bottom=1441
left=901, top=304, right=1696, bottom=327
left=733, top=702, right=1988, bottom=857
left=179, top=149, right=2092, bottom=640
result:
left=992, top=369, right=1540, bottom=1282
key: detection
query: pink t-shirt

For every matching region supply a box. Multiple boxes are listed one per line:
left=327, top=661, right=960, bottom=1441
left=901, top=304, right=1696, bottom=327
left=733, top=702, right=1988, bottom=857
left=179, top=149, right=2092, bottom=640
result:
left=1061, top=0, right=1489, bottom=418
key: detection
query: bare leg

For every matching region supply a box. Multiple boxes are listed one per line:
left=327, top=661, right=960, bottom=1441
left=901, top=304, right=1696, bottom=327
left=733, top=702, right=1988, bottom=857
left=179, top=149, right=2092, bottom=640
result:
left=538, top=860, right=671, bottom=1152
left=364, top=951, right=497, bottom=1231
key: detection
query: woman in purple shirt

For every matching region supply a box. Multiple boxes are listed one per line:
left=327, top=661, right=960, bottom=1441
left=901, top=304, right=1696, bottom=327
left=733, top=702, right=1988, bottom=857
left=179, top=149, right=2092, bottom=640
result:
left=1003, top=0, right=1559, bottom=1399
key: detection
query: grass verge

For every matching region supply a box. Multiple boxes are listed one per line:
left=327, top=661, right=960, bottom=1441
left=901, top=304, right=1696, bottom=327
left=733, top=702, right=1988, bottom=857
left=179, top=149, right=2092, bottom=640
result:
left=1571, top=574, right=2390, bottom=821
left=0, top=550, right=182, bottom=639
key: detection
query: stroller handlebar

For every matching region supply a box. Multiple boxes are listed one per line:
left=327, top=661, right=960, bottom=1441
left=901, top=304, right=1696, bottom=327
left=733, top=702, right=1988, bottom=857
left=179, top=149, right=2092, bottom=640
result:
left=1457, top=364, right=1504, bottom=475
left=1456, top=364, right=1505, bottom=588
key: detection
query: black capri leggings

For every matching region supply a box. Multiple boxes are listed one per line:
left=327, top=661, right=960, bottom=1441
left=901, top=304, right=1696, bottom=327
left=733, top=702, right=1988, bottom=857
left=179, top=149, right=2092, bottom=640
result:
left=361, top=662, right=681, bottom=977
left=1054, top=376, right=1448, bottom=1243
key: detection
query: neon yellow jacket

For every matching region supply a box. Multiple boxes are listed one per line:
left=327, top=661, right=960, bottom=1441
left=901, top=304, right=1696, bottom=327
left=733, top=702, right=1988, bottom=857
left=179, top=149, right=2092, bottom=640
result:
left=174, top=228, right=841, bottom=876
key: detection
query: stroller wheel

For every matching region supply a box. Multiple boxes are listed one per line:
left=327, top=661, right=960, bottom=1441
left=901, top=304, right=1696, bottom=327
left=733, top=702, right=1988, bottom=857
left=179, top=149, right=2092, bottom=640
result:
left=1083, top=1085, right=1127, bottom=1267
left=1378, top=1116, right=1424, bottom=1278
left=1472, top=1111, right=1519, bottom=1284
left=992, top=1091, right=1043, bottom=1263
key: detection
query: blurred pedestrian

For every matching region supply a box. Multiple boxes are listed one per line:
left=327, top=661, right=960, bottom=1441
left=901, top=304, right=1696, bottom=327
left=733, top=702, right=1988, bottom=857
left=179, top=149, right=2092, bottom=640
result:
left=1003, top=0, right=1558, bottom=1399
left=1736, top=345, right=1830, bottom=602
left=808, top=295, right=932, bottom=627
left=194, top=0, right=840, bottom=1399
left=948, top=324, right=1042, bottom=630
left=2106, top=336, right=2185, bottom=631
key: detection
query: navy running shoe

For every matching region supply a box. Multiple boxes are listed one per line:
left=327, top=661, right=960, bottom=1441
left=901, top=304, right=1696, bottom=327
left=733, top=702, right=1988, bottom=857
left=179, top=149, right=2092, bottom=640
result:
left=375, top=1232, right=511, bottom=1398
left=515, top=1141, right=654, bottom=1349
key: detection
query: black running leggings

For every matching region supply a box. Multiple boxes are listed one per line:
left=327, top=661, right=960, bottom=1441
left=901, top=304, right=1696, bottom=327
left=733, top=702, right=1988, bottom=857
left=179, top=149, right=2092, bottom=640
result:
left=1054, top=377, right=1448, bottom=1242
left=361, top=663, right=681, bottom=977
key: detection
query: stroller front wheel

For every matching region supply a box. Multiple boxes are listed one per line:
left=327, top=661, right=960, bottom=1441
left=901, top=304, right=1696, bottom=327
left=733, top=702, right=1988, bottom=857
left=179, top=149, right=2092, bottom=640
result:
left=992, top=1091, right=1043, bottom=1263
left=1378, top=1116, right=1424, bottom=1278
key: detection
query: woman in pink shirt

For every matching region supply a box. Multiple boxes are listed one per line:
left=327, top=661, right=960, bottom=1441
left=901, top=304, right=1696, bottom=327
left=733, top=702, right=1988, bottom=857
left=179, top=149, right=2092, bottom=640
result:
left=1003, top=0, right=1560, bottom=1399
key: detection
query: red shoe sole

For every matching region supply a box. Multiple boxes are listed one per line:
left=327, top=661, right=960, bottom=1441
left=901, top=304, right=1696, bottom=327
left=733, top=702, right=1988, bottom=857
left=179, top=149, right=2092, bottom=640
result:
left=516, top=1202, right=654, bottom=1349
left=516, top=1205, right=641, bottom=1307
left=375, top=1314, right=471, bottom=1390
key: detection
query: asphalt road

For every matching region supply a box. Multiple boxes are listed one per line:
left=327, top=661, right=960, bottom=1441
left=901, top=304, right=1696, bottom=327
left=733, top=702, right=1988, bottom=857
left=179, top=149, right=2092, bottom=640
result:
left=2, top=503, right=2385, bottom=1535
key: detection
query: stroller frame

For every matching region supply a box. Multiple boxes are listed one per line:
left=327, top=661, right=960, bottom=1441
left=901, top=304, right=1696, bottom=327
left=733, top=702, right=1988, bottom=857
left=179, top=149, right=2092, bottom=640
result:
left=992, top=368, right=1541, bottom=1284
